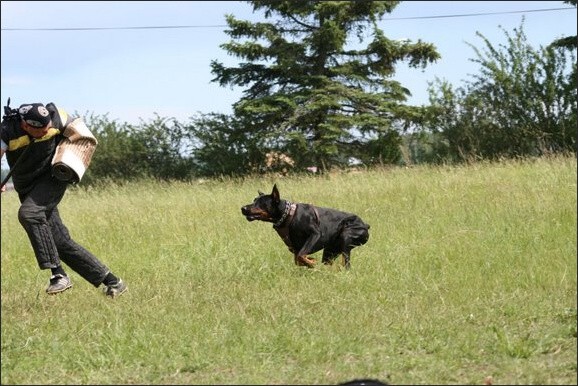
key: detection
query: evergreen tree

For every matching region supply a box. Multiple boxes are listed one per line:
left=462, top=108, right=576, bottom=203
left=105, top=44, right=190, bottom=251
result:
left=210, top=0, right=440, bottom=172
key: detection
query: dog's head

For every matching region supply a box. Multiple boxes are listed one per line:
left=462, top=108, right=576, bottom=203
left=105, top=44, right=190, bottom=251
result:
left=241, top=184, right=283, bottom=223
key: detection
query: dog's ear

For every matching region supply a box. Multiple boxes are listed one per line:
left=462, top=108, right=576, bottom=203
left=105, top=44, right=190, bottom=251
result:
left=271, top=184, right=280, bottom=202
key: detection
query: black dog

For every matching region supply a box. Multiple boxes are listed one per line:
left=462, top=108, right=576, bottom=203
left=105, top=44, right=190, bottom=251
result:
left=241, top=184, right=370, bottom=269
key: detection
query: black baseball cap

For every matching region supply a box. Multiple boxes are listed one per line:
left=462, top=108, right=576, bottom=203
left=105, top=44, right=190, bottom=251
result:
left=18, top=103, right=51, bottom=128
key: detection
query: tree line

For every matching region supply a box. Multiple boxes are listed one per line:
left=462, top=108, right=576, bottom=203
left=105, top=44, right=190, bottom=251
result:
left=3, top=1, right=576, bottom=185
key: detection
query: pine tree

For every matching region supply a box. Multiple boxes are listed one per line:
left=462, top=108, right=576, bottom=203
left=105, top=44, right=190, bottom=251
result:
left=210, top=0, right=440, bottom=172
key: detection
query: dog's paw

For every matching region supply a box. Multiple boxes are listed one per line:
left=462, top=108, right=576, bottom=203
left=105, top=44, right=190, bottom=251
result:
left=294, top=255, right=316, bottom=268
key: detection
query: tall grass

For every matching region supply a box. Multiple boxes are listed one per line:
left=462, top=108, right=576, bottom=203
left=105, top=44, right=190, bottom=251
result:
left=1, top=156, right=576, bottom=385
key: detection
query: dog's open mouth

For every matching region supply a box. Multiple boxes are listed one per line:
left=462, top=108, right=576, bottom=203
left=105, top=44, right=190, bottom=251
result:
left=241, top=206, right=275, bottom=222
left=241, top=206, right=263, bottom=221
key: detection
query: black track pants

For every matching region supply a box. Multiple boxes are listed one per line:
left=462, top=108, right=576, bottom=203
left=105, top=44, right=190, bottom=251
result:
left=17, top=175, right=109, bottom=287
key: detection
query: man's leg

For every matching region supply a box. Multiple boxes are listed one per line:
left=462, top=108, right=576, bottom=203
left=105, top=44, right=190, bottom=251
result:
left=18, top=176, right=66, bottom=270
left=49, top=207, right=109, bottom=287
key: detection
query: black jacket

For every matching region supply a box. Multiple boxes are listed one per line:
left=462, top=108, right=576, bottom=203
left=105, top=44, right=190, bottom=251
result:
left=1, top=103, right=73, bottom=195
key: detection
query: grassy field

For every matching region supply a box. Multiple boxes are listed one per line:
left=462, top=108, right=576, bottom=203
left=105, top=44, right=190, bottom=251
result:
left=1, top=156, right=576, bottom=385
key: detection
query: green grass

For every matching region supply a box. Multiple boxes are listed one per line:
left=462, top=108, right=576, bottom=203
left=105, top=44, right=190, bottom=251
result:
left=1, top=156, right=576, bottom=385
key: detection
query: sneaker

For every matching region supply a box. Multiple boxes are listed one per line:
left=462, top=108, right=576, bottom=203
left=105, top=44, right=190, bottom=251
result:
left=103, top=279, right=127, bottom=298
left=46, top=274, right=72, bottom=295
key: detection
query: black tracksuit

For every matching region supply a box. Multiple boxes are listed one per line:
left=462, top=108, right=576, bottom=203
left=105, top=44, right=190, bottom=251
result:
left=1, top=103, right=109, bottom=286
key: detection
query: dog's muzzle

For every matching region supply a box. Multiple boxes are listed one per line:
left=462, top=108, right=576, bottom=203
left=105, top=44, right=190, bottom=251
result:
left=241, top=206, right=258, bottom=221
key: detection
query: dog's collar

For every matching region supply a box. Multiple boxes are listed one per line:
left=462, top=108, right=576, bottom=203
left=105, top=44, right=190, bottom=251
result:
left=273, top=201, right=297, bottom=229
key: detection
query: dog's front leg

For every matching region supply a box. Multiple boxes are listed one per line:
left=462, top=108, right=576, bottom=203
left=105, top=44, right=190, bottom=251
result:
left=294, top=230, right=321, bottom=268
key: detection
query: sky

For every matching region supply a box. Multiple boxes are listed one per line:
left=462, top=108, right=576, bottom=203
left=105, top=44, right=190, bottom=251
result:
left=1, top=1, right=576, bottom=126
